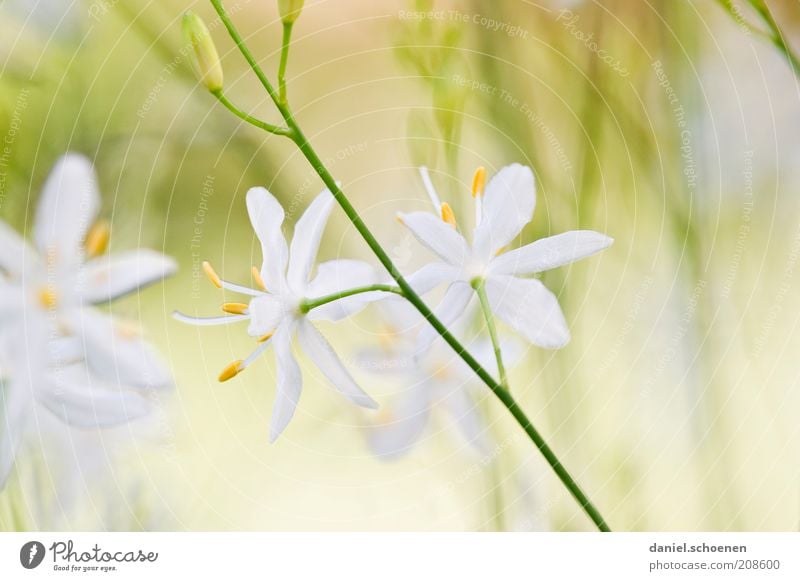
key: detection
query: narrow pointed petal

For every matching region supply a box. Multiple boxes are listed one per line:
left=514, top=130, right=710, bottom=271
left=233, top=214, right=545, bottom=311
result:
left=405, top=261, right=462, bottom=295
left=367, top=384, right=432, bottom=459
left=246, top=187, right=289, bottom=293
left=443, top=386, right=490, bottom=452
left=306, top=259, right=379, bottom=321
left=397, top=211, right=471, bottom=265
left=80, top=249, right=177, bottom=304
left=33, top=153, right=100, bottom=269
left=0, top=379, right=32, bottom=488
left=39, top=364, right=151, bottom=428
left=297, top=320, right=378, bottom=409
left=484, top=275, right=570, bottom=349
left=473, top=164, right=536, bottom=261
left=286, top=189, right=335, bottom=293
left=173, top=312, right=249, bottom=326
left=416, top=281, right=473, bottom=351
left=69, top=309, right=173, bottom=389
left=269, top=323, right=302, bottom=442
left=0, top=221, right=36, bottom=277
left=490, top=230, right=613, bottom=276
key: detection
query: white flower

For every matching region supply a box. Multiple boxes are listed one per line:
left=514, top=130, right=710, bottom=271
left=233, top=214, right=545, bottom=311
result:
left=175, top=186, right=379, bottom=442
left=358, top=300, right=522, bottom=459
left=400, top=164, right=613, bottom=349
left=0, top=153, right=176, bottom=487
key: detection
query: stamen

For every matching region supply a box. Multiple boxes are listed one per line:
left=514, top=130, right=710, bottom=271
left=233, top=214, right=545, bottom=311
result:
left=85, top=220, right=110, bottom=258
left=173, top=311, right=249, bottom=326
left=257, top=331, right=274, bottom=343
left=440, top=202, right=457, bottom=228
left=419, top=166, right=441, bottom=210
left=494, top=245, right=509, bottom=256
left=38, top=288, right=58, bottom=309
left=471, top=166, right=486, bottom=198
left=395, top=213, right=405, bottom=225
left=221, top=302, right=248, bottom=315
left=218, top=360, right=244, bottom=382
left=202, top=261, right=222, bottom=288
left=251, top=266, right=266, bottom=291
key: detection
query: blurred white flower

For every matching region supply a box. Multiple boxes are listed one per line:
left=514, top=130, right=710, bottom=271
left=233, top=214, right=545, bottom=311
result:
left=0, top=153, right=176, bottom=487
left=175, top=187, right=380, bottom=442
left=359, top=299, right=521, bottom=459
left=399, top=164, right=613, bottom=350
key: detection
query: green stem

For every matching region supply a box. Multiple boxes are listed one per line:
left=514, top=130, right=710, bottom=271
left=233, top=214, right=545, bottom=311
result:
left=472, top=277, right=508, bottom=388
left=746, top=0, right=800, bottom=75
left=211, top=90, right=293, bottom=136
left=300, top=284, right=404, bottom=313
left=208, top=0, right=611, bottom=532
left=278, top=21, right=293, bottom=106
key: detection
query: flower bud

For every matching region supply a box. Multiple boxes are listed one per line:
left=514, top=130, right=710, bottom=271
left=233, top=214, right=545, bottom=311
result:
left=278, top=0, right=304, bottom=24
left=182, top=12, right=223, bottom=93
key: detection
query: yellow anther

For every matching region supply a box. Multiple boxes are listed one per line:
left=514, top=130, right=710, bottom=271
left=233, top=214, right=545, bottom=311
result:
left=471, top=166, right=486, bottom=198
left=221, top=302, right=248, bottom=315
left=494, top=245, right=509, bottom=256
left=202, top=261, right=222, bottom=288
left=218, top=360, right=244, bottom=382
left=38, top=288, right=58, bottom=309
left=440, top=202, right=457, bottom=228
left=257, top=331, right=274, bottom=343
left=251, top=266, right=266, bottom=291
left=85, top=220, right=110, bottom=258
left=395, top=214, right=405, bottom=225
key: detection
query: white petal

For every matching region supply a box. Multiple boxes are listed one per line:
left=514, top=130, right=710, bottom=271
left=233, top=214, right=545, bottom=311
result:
left=398, top=211, right=471, bottom=265
left=306, top=259, right=378, bottom=321
left=247, top=294, right=286, bottom=336
left=484, top=275, right=570, bottom=348
left=473, top=164, right=536, bottom=261
left=286, top=188, right=335, bottom=293
left=39, top=364, right=151, bottom=428
left=69, top=309, right=173, bottom=389
left=443, top=386, right=490, bottom=452
left=246, top=187, right=289, bottom=293
left=173, top=312, right=249, bottom=326
left=406, top=261, right=462, bottom=295
left=33, top=153, right=100, bottom=268
left=79, top=249, right=177, bottom=304
left=490, top=230, right=613, bottom=276
left=416, top=281, right=473, bottom=352
left=367, top=384, right=432, bottom=459
left=297, top=320, right=378, bottom=409
left=269, top=323, right=302, bottom=442
left=0, top=221, right=36, bottom=276
left=0, top=378, right=32, bottom=488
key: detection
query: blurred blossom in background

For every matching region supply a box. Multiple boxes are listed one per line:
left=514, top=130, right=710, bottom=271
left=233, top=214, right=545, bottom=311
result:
left=0, top=0, right=799, bottom=531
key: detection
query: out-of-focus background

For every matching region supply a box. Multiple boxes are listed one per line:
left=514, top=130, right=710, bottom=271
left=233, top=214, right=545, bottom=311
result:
left=0, top=0, right=799, bottom=531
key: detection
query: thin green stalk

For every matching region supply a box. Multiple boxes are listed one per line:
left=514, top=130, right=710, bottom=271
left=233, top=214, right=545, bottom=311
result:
left=472, top=277, right=508, bottom=388
left=208, top=0, right=611, bottom=532
left=278, top=21, right=293, bottom=106
left=211, top=90, right=293, bottom=136
left=300, top=284, right=404, bottom=313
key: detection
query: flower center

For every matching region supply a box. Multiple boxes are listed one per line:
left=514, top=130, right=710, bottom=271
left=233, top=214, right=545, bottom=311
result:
left=37, top=288, right=58, bottom=309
